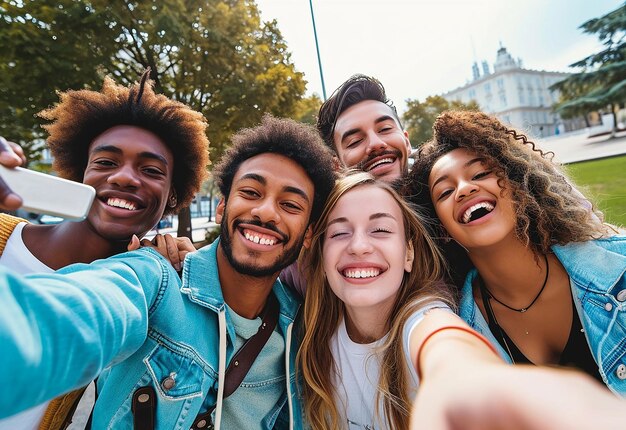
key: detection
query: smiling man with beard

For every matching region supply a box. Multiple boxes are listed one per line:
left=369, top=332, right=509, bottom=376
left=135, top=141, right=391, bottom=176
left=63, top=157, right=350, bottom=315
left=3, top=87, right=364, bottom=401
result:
left=317, top=74, right=412, bottom=185
left=0, top=115, right=336, bottom=429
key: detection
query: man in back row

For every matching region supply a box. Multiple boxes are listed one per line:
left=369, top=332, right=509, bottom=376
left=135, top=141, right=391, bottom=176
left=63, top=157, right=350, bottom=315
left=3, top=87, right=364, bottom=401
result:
left=317, top=74, right=412, bottom=184
left=0, top=115, right=336, bottom=428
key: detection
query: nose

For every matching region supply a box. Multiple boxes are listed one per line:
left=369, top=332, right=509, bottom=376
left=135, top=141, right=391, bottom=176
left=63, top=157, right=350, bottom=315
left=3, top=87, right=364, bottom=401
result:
left=347, top=230, right=374, bottom=256
left=365, top=132, right=387, bottom=155
left=455, top=180, right=479, bottom=201
left=107, top=165, right=141, bottom=189
left=250, top=198, right=281, bottom=224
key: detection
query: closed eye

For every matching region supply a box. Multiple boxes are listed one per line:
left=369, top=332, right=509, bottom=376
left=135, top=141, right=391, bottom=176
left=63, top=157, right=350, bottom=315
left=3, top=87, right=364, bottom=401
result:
left=472, top=170, right=492, bottom=180
left=436, top=189, right=453, bottom=201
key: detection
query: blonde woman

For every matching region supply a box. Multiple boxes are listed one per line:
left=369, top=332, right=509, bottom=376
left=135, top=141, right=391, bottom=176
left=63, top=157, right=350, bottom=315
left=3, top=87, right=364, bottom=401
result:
left=298, top=171, right=500, bottom=429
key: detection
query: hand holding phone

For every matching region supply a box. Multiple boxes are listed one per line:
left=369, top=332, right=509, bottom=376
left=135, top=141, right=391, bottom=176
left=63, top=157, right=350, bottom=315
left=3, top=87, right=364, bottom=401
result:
left=0, top=165, right=96, bottom=220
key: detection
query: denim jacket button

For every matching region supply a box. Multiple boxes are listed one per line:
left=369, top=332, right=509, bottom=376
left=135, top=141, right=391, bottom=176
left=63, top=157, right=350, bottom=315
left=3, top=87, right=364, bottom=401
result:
left=161, top=372, right=177, bottom=391
left=605, top=302, right=613, bottom=312
left=616, top=290, right=626, bottom=302
left=616, top=364, right=626, bottom=380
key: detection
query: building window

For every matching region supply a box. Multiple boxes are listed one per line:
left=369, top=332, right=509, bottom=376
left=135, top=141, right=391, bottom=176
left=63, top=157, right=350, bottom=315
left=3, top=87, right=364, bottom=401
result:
left=500, top=93, right=507, bottom=107
left=484, top=83, right=491, bottom=93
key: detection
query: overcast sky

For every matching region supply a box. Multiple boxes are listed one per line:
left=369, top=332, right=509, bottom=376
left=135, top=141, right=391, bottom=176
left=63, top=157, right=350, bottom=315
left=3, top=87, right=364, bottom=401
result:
left=255, top=0, right=623, bottom=112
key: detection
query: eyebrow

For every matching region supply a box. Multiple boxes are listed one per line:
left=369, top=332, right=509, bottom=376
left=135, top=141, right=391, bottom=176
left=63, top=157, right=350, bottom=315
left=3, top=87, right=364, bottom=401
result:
left=430, top=157, right=485, bottom=191
left=340, top=115, right=397, bottom=144
left=238, top=173, right=310, bottom=203
left=327, top=212, right=396, bottom=227
left=91, top=144, right=170, bottom=166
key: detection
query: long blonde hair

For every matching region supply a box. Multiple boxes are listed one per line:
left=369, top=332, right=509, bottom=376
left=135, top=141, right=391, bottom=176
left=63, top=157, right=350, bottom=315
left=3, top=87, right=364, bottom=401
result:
left=298, top=171, right=453, bottom=429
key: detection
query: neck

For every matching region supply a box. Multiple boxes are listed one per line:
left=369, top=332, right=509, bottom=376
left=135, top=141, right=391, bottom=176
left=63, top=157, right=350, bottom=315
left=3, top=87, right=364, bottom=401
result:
left=343, top=303, right=391, bottom=344
left=23, top=221, right=128, bottom=270
left=469, top=240, right=548, bottom=305
left=216, top=243, right=277, bottom=319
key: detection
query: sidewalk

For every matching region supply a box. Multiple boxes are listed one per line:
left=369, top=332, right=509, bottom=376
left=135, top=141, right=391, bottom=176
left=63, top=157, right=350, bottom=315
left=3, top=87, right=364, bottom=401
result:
left=539, top=130, right=626, bottom=164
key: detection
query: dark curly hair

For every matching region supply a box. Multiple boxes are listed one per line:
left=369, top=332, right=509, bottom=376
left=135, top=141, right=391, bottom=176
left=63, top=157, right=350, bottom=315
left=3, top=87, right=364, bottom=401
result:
left=214, top=114, right=336, bottom=223
left=317, top=74, right=402, bottom=153
left=405, top=110, right=609, bottom=280
left=38, top=70, right=210, bottom=215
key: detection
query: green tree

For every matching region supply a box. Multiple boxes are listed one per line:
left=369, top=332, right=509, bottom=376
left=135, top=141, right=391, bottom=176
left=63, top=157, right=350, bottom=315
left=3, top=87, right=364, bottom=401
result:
left=292, top=93, right=322, bottom=125
left=551, top=4, right=626, bottom=136
left=402, top=95, right=479, bottom=146
left=0, top=0, right=306, bottom=238
left=0, top=0, right=118, bottom=162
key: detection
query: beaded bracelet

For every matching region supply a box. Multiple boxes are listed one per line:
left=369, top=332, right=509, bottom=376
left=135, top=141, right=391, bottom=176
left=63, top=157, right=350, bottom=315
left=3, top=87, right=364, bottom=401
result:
left=416, top=326, right=500, bottom=380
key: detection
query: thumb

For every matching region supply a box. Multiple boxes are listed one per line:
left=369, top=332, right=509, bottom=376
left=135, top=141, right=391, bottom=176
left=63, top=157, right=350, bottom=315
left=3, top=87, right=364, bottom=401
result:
left=127, top=234, right=140, bottom=251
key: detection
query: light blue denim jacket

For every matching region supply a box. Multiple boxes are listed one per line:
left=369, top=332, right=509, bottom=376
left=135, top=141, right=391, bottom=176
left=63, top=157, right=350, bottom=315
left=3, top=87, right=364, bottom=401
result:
left=459, top=236, right=626, bottom=395
left=0, top=239, right=303, bottom=429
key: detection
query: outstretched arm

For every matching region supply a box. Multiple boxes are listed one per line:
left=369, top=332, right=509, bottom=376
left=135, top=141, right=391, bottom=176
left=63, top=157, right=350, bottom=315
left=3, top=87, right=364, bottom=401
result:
left=0, top=249, right=164, bottom=417
left=410, top=310, right=625, bottom=429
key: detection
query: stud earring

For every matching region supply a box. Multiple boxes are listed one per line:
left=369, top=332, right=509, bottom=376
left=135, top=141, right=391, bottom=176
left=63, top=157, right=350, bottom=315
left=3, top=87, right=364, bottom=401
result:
left=168, top=194, right=177, bottom=208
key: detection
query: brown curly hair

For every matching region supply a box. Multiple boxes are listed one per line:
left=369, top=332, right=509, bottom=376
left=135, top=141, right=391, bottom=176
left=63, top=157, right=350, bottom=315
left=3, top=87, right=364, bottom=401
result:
left=38, top=70, right=210, bottom=215
left=406, top=110, right=609, bottom=263
left=214, top=114, right=336, bottom=224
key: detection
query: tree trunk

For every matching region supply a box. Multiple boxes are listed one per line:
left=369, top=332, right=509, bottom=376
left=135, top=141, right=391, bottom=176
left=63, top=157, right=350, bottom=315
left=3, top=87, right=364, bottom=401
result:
left=611, top=103, right=618, bottom=138
left=177, top=206, right=193, bottom=240
left=583, top=113, right=590, bottom=128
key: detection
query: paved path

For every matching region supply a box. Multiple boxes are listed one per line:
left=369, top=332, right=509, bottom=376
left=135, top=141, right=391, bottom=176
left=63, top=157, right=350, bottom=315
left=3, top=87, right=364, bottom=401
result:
left=537, top=130, right=626, bottom=164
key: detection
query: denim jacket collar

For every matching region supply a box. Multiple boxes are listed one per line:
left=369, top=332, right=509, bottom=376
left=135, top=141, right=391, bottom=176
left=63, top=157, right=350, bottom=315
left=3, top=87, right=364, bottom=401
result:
left=180, top=238, right=300, bottom=323
left=553, top=240, right=626, bottom=293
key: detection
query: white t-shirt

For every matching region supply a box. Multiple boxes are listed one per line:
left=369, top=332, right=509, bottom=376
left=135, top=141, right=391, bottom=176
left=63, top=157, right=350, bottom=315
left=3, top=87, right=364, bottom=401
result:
left=330, top=301, right=451, bottom=429
left=0, top=222, right=53, bottom=430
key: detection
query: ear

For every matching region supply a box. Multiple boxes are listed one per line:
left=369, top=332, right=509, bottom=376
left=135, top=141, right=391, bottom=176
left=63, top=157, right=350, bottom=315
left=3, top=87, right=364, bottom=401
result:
left=403, top=130, right=412, bottom=152
left=215, top=198, right=225, bottom=224
left=168, top=190, right=178, bottom=208
left=301, top=224, right=314, bottom=250
left=404, top=241, right=415, bottom=273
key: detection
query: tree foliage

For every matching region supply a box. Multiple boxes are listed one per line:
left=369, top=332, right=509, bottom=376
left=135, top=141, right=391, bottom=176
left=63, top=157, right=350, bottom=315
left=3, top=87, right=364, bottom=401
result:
left=551, top=4, right=626, bottom=132
left=402, top=95, right=479, bottom=146
left=292, top=93, right=322, bottom=125
left=0, top=0, right=306, bottom=162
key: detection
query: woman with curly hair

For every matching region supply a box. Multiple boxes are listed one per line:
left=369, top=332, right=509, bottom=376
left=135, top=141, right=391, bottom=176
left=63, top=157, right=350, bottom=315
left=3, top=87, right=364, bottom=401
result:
left=0, top=69, right=209, bottom=429
left=406, top=110, right=625, bottom=394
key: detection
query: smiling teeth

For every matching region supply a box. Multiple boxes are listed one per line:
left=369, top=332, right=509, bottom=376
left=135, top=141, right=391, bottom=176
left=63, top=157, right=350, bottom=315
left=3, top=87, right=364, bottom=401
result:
left=367, top=158, right=393, bottom=171
left=244, top=232, right=276, bottom=246
left=343, top=268, right=381, bottom=278
left=107, top=198, right=137, bottom=211
left=462, top=202, right=494, bottom=224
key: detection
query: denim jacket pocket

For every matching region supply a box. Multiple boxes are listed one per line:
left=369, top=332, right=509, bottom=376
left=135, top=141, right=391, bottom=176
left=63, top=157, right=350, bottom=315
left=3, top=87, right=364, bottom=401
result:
left=144, top=342, right=208, bottom=401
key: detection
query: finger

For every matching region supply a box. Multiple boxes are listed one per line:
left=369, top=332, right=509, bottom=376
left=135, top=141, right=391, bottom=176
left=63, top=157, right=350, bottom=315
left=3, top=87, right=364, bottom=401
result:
left=175, top=236, right=195, bottom=253
left=163, top=234, right=181, bottom=271
left=140, top=238, right=156, bottom=249
left=127, top=234, right=141, bottom=251
left=0, top=176, right=22, bottom=210
left=0, top=137, right=25, bottom=167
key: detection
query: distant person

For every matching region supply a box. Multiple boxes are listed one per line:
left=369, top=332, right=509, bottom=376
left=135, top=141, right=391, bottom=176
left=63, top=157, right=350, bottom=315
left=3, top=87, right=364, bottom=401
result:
left=0, top=115, right=336, bottom=429
left=0, top=70, right=209, bottom=429
left=407, top=110, right=626, bottom=394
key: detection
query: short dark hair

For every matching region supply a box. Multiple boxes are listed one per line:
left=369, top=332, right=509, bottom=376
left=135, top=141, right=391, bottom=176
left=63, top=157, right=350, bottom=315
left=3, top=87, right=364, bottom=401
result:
left=39, top=70, right=210, bottom=215
left=317, top=74, right=402, bottom=153
left=214, top=114, right=336, bottom=223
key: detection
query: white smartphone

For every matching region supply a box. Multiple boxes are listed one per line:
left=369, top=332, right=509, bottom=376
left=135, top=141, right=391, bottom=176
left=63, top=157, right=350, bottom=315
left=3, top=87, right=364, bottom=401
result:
left=0, top=165, right=96, bottom=220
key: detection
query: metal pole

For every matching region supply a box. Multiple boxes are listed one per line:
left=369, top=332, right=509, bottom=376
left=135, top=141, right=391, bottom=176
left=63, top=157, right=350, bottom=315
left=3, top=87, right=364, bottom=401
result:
left=308, top=0, right=327, bottom=100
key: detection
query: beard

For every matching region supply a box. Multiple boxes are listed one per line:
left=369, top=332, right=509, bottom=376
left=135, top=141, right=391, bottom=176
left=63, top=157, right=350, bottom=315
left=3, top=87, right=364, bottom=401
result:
left=219, top=206, right=306, bottom=277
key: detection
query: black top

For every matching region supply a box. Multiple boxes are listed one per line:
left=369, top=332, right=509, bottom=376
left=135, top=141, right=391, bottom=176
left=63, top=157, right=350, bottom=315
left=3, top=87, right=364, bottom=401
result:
left=478, top=278, right=604, bottom=384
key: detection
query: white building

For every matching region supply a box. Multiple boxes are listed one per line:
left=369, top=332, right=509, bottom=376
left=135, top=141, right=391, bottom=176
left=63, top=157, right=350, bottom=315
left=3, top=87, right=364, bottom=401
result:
left=443, top=46, right=577, bottom=137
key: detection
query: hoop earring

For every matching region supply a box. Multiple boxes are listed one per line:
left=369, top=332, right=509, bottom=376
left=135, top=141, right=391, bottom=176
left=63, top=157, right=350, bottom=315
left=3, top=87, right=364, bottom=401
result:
left=168, top=194, right=177, bottom=208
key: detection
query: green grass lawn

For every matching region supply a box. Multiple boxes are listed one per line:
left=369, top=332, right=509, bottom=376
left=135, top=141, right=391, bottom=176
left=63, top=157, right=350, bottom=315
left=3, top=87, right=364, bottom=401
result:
left=565, top=155, right=626, bottom=227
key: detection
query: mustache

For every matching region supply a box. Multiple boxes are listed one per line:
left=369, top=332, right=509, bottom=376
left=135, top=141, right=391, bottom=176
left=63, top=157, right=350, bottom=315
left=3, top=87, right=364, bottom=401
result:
left=233, top=218, right=289, bottom=243
left=356, top=148, right=403, bottom=171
